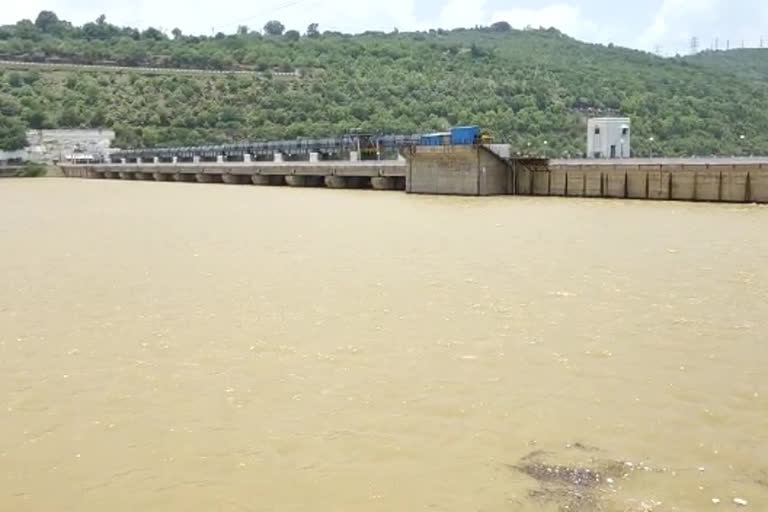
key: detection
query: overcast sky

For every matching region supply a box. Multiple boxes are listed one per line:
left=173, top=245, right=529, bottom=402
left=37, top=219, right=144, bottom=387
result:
left=3, top=0, right=767, bottom=55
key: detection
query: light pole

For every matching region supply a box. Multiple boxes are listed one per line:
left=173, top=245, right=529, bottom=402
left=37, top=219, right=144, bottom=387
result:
left=739, top=134, right=746, bottom=156
left=543, top=140, right=548, bottom=157
left=649, top=136, right=655, bottom=158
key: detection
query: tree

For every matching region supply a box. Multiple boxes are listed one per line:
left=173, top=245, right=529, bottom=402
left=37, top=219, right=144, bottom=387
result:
left=284, top=30, right=300, bottom=42
left=141, top=27, right=166, bottom=41
left=13, top=19, right=41, bottom=40
left=82, top=15, right=118, bottom=39
left=470, top=42, right=488, bottom=58
left=307, top=23, right=320, bottom=38
left=0, top=117, right=27, bottom=151
left=7, top=73, right=24, bottom=88
left=25, top=109, right=48, bottom=129
left=59, top=105, right=84, bottom=127
left=237, top=25, right=249, bottom=36
left=263, top=20, right=285, bottom=36
left=171, top=27, right=183, bottom=40
left=34, top=11, right=61, bottom=33
left=491, top=21, right=512, bottom=33
left=0, top=94, right=21, bottom=115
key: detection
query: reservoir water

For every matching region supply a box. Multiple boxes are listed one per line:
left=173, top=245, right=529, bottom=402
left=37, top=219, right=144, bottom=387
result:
left=1, top=179, right=767, bottom=511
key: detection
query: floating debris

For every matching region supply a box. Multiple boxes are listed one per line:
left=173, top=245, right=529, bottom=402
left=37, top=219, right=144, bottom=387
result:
left=528, top=486, right=599, bottom=512
left=712, top=498, right=721, bottom=504
left=516, top=461, right=604, bottom=487
left=733, top=498, right=748, bottom=506
left=510, top=448, right=628, bottom=512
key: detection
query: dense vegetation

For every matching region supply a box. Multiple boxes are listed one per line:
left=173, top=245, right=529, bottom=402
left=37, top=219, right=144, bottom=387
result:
left=1, top=11, right=768, bottom=156
left=686, top=49, right=768, bottom=80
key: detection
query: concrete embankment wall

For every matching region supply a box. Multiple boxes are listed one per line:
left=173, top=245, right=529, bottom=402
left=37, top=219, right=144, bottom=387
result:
left=406, top=145, right=510, bottom=195
left=522, top=161, right=768, bottom=203
left=60, top=155, right=768, bottom=204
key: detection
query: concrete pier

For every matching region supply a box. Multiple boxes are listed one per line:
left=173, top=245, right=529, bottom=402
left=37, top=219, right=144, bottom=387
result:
left=250, top=175, right=284, bottom=186
left=371, top=177, right=403, bottom=190
left=119, top=172, right=135, bottom=180
left=324, top=176, right=370, bottom=189
left=153, top=172, right=172, bottom=181
left=173, top=173, right=195, bottom=182
left=285, top=175, right=324, bottom=187
left=222, top=174, right=249, bottom=185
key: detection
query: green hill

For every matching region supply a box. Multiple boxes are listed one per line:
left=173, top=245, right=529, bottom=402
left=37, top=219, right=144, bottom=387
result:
left=685, top=49, right=768, bottom=80
left=1, top=12, right=768, bottom=156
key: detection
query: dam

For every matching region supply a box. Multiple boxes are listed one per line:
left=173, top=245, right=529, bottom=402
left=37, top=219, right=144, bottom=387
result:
left=60, top=145, right=768, bottom=204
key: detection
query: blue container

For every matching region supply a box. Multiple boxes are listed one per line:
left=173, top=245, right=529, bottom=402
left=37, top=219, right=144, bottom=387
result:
left=451, top=125, right=480, bottom=145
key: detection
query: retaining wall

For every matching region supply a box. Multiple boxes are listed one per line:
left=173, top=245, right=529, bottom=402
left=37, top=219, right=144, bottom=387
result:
left=407, top=146, right=509, bottom=196
left=543, top=161, right=768, bottom=203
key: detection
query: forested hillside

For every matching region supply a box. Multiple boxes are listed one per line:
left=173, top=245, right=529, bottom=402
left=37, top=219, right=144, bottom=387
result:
left=1, top=11, right=768, bottom=156
left=686, top=49, right=768, bottom=80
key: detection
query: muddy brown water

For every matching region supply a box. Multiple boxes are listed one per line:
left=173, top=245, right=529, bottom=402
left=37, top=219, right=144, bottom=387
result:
left=1, top=179, right=767, bottom=511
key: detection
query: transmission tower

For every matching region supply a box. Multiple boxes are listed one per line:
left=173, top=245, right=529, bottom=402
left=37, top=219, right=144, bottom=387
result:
left=690, top=36, right=699, bottom=55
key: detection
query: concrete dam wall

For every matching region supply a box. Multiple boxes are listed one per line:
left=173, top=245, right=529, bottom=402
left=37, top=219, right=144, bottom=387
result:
left=518, top=159, right=768, bottom=203
left=406, top=145, right=511, bottom=195
left=59, top=149, right=768, bottom=204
